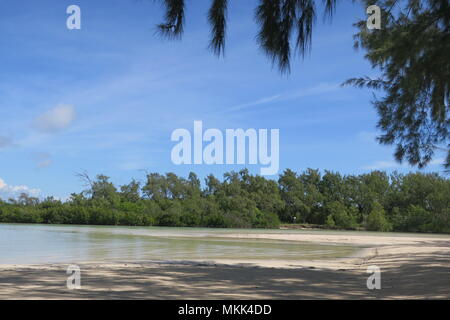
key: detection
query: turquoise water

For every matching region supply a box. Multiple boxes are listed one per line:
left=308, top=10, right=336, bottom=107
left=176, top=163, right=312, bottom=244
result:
left=2, top=223, right=446, bottom=265
left=0, top=223, right=362, bottom=265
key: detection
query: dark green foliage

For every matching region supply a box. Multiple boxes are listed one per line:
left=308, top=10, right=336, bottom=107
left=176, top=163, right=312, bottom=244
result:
left=120, top=179, right=141, bottom=202
left=208, top=0, right=228, bottom=56
left=0, top=169, right=448, bottom=232
left=278, top=169, right=323, bottom=223
left=366, top=201, right=392, bottom=231
left=157, top=0, right=185, bottom=38
left=345, top=0, right=450, bottom=169
left=156, top=0, right=338, bottom=73
left=324, top=201, right=358, bottom=229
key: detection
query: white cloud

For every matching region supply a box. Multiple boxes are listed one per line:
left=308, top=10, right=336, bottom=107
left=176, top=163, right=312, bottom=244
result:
left=363, top=157, right=446, bottom=170
left=286, top=82, right=340, bottom=100
left=362, top=161, right=404, bottom=170
left=0, top=177, right=40, bottom=198
left=34, top=104, right=75, bottom=133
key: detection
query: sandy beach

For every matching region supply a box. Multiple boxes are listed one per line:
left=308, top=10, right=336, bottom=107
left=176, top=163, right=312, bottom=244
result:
left=1, top=231, right=449, bottom=299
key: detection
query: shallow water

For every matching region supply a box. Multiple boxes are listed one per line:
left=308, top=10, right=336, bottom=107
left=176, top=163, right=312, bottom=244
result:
left=0, top=223, right=365, bottom=265
left=2, top=223, right=447, bottom=265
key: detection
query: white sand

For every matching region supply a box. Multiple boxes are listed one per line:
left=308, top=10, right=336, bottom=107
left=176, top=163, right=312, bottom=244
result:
left=1, top=231, right=449, bottom=299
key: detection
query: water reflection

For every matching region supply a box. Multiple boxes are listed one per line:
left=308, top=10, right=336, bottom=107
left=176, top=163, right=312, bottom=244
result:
left=0, top=223, right=357, bottom=264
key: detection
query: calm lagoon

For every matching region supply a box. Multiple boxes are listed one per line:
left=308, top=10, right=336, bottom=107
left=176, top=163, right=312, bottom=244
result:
left=0, top=223, right=362, bottom=265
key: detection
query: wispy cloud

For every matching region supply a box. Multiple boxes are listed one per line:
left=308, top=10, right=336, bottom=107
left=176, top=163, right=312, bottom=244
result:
left=227, top=82, right=340, bottom=112
left=229, top=94, right=282, bottom=112
left=363, top=157, right=446, bottom=171
left=362, top=161, right=403, bottom=170
left=285, top=83, right=340, bottom=100
left=32, top=152, right=53, bottom=168
left=33, top=104, right=76, bottom=133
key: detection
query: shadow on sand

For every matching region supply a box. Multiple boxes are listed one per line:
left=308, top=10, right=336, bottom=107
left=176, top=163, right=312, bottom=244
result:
left=0, top=249, right=449, bottom=299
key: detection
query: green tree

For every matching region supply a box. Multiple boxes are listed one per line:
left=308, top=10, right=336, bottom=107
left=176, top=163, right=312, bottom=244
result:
left=187, top=172, right=202, bottom=198
left=238, top=169, right=284, bottom=220
left=204, top=174, right=221, bottom=196
left=366, top=201, right=392, bottom=231
left=346, top=0, right=449, bottom=169
left=17, top=193, right=39, bottom=206
left=120, top=179, right=141, bottom=202
left=1, top=168, right=448, bottom=232
left=325, top=201, right=357, bottom=229
left=142, top=173, right=169, bottom=200
left=326, top=214, right=336, bottom=228
left=320, top=171, right=345, bottom=203
left=357, top=171, right=390, bottom=222
left=298, top=169, right=324, bottom=223
left=278, top=169, right=309, bottom=222
left=90, top=175, right=119, bottom=204
left=157, top=201, right=183, bottom=226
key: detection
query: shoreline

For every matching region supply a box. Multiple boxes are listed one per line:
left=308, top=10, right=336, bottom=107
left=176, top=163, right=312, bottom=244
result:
left=2, top=221, right=450, bottom=236
left=1, top=231, right=449, bottom=299
left=3, top=227, right=449, bottom=270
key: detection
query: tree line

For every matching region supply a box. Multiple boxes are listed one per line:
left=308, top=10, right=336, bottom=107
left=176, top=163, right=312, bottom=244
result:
left=0, top=169, right=448, bottom=233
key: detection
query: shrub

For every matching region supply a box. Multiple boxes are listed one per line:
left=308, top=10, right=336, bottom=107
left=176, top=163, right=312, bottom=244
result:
left=366, top=202, right=392, bottom=232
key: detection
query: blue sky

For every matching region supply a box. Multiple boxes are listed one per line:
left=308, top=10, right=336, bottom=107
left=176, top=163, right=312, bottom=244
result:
left=0, top=0, right=446, bottom=200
